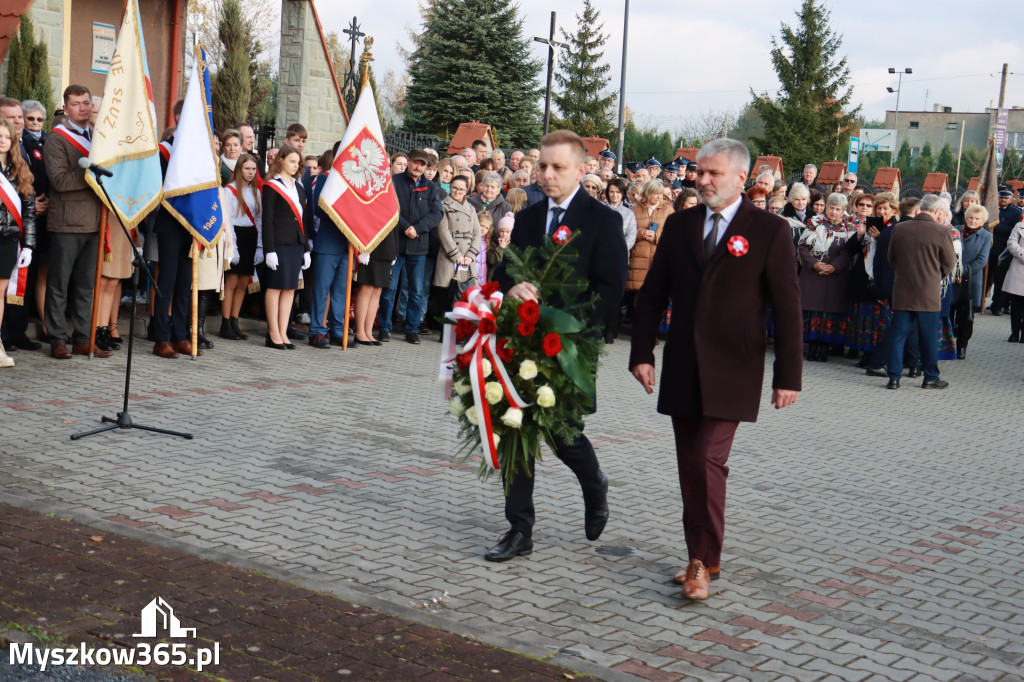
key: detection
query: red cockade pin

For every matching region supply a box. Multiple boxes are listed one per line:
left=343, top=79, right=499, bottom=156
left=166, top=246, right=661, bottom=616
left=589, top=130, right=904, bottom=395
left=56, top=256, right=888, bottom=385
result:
left=552, top=225, right=572, bottom=245
left=727, top=235, right=749, bottom=257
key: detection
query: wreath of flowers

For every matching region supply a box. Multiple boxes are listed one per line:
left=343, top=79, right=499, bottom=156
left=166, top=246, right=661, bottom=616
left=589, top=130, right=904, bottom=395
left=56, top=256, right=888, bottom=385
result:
left=440, top=228, right=603, bottom=490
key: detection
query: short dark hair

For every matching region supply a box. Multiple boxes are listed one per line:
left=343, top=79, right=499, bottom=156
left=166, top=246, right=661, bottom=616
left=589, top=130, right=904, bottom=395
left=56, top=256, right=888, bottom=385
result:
left=286, top=123, right=307, bottom=139
left=472, top=139, right=486, bottom=148
left=172, top=99, right=185, bottom=120
left=900, top=196, right=921, bottom=215
left=0, top=96, right=21, bottom=111
left=62, top=84, right=91, bottom=105
left=606, top=177, right=628, bottom=196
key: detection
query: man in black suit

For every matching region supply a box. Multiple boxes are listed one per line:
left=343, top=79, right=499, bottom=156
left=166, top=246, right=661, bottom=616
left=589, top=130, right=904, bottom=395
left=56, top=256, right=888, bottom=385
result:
left=487, top=130, right=628, bottom=562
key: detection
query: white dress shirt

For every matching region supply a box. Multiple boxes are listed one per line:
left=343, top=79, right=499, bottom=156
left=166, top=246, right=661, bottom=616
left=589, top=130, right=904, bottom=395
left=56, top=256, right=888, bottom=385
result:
left=703, top=194, right=742, bottom=247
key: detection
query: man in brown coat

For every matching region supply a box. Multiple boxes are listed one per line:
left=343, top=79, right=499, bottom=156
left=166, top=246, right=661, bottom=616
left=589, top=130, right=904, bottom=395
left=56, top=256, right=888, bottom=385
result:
left=43, top=85, right=108, bottom=359
left=884, top=194, right=956, bottom=389
left=629, top=138, right=803, bottom=600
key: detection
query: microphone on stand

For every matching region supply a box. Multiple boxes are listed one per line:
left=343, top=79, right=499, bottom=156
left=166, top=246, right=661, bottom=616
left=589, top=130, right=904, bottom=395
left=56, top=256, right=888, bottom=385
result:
left=77, top=156, right=113, bottom=178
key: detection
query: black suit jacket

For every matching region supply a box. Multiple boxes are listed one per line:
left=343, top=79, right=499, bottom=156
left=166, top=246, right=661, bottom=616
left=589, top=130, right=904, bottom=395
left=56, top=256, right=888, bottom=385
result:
left=261, top=177, right=312, bottom=253
left=494, top=185, right=627, bottom=332
left=21, top=135, right=49, bottom=197
left=629, top=196, right=802, bottom=423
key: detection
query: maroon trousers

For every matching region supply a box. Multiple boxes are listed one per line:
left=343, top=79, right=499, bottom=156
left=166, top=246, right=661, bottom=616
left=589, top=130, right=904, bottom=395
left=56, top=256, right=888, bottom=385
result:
left=671, top=416, right=740, bottom=568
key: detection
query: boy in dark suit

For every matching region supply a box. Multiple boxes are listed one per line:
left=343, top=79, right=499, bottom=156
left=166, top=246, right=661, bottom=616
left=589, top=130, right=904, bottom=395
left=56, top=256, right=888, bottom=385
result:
left=629, top=138, right=803, bottom=599
left=486, top=130, right=627, bottom=562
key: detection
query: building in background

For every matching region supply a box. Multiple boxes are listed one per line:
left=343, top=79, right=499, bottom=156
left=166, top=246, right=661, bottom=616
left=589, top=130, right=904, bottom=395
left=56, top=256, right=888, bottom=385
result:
left=883, top=105, right=1024, bottom=158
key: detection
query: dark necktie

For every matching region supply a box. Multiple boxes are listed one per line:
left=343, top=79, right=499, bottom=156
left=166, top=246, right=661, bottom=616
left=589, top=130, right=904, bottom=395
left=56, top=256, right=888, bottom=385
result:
left=704, top=212, right=722, bottom=260
left=548, top=206, right=565, bottom=234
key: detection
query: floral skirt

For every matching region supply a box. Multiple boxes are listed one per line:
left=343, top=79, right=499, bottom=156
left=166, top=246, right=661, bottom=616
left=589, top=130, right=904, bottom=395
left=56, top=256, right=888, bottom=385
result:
left=802, top=310, right=846, bottom=344
left=938, top=317, right=956, bottom=361
left=844, top=301, right=890, bottom=352
left=659, top=299, right=672, bottom=333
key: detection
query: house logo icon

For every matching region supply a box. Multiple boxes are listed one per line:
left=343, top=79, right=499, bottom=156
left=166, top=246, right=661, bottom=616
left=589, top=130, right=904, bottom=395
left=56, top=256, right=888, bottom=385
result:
left=133, top=597, right=197, bottom=638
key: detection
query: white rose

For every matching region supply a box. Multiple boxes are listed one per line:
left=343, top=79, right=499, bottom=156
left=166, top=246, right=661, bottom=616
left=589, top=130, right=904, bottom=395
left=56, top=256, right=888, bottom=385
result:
left=518, top=359, right=538, bottom=380
left=484, top=381, right=504, bottom=405
left=481, top=358, right=492, bottom=378
left=501, top=407, right=524, bottom=429
left=493, top=433, right=501, bottom=448
left=536, top=384, right=556, bottom=408
left=449, top=397, right=466, bottom=417
left=454, top=380, right=471, bottom=396
left=466, top=406, right=479, bottom=425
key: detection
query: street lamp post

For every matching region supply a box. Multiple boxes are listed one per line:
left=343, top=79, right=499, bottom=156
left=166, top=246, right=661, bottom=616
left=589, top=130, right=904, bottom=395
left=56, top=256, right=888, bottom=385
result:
left=887, top=67, right=912, bottom=166
left=615, top=0, right=629, bottom=174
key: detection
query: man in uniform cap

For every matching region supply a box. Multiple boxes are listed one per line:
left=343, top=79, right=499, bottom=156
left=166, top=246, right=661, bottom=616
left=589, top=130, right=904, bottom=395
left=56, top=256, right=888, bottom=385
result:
left=681, top=162, right=698, bottom=189
left=645, top=158, right=662, bottom=180
left=624, top=161, right=639, bottom=181
left=599, top=149, right=617, bottom=175
left=663, top=163, right=679, bottom=184
left=989, top=187, right=1023, bottom=315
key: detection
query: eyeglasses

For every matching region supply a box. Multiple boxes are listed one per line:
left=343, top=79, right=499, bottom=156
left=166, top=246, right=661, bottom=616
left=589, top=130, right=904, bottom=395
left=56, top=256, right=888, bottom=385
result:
left=752, top=199, right=767, bottom=206
left=842, top=179, right=857, bottom=184
left=25, top=116, right=43, bottom=122
left=449, top=186, right=466, bottom=193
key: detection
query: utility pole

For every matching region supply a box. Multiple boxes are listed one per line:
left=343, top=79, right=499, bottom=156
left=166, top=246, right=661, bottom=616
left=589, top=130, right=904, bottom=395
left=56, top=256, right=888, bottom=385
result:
left=615, top=0, right=629, bottom=173
left=998, top=62, right=1008, bottom=108
left=534, top=12, right=568, bottom=135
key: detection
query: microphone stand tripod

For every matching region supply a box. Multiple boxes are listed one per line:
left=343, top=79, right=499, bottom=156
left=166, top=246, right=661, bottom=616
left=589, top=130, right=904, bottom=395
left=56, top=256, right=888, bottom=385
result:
left=71, top=175, right=193, bottom=441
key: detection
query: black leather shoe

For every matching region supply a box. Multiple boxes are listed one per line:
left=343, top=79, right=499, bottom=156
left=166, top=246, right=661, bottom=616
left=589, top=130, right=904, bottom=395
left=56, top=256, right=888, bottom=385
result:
left=922, top=379, right=949, bottom=389
left=286, top=326, right=305, bottom=341
left=866, top=368, right=888, bottom=377
left=989, top=307, right=1003, bottom=316
left=378, top=329, right=391, bottom=342
left=956, top=347, right=966, bottom=360
left=907, top=368, right=922, bottom=378
left=11, top=337, right=41, bottom=351
left=1009, top=334, right=1020, bottom=343
left=854, top=356, right=869, bottom=368
left=584, top=472, right=610, bottom=541
left=887, top=380, right=900, bottom=390
left=484, top=531, right=533, bottom=562
left=406, top=333, right=421, bottom=345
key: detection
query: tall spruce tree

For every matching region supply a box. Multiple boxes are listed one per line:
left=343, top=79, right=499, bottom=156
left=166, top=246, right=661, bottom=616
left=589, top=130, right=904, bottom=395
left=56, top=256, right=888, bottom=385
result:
left=552, top=0, right=615, bottom=138
left=404, top=0, right=543, bottom=148
left=894, top=140, right=913, bottom=174
left=913, top=141, right=934, bottom=176
left=934, top=142, right=956, bottom=176
left=212, top=0, right=251, bottom=131
left=751, top=0, right=860, bottom=170
left=5, top=16, right=55, bottom=122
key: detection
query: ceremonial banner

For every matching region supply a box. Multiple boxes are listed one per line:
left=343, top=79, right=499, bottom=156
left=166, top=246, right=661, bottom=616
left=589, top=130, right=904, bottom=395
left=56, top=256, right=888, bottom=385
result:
left=84, top=0, right=162, bottom=230
left=161, top=46, right=226, bottom=248
left=318, top=85, right=399, bottom=253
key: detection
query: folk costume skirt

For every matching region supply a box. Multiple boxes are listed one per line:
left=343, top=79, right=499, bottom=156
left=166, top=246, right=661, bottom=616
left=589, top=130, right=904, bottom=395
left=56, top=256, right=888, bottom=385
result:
left=844, top=300, right=890, bottom=352
left=264, top=243, right=304, bottom=290
left=802, top=310, right=846, bottom=344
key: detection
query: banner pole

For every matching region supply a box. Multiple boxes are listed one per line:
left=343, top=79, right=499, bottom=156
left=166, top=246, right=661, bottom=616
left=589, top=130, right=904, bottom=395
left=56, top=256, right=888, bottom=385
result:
left=88, top=207, right=109, bottom=359
left=343, top=243, right=354, bottom=350
left=191, top=240, right=199, bottom=359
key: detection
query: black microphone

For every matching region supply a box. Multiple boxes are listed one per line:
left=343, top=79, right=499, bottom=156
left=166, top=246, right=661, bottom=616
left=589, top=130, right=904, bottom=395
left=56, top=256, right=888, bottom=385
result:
left=77, top=156, right=113, bottom=178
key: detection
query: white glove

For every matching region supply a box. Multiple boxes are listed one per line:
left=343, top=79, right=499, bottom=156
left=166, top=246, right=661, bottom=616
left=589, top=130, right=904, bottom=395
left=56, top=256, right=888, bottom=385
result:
left=135, top=246, right=144, bottom=259
left=308, top=239, right=315, bottom=252
left=231, top=227, right=240, bottom=265
left=16, top=248, right=32, bottom=269
left=254, top=247, right=264, bottom=265
left=265, top=251, right=279, bottom=270
left=302, top=252, right=311, bottom=270
left=358, top=253, right=370, bottom=265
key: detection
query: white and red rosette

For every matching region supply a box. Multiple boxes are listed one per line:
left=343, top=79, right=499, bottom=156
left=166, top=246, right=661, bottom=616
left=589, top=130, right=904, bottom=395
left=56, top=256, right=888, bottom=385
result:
left=439, top=284, right=530, bottom=469
left=727, top=235, right=749, bottom=257
left=552, top=225, right=572, bottom=245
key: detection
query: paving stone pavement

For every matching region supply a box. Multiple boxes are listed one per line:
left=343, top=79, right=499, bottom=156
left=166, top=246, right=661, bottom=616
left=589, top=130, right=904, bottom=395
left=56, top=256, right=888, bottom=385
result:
left=2, top=313, right=1023, bottom=681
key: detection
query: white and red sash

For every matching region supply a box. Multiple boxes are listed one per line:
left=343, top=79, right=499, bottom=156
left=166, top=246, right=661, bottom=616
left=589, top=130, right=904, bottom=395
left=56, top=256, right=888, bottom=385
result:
left=159, top=140, right=172, bottom=162
left=225, top=183, right=258, bottom=226
left=51, top=124, right=91, bottom=157
left=1, top=172, right=27, bottom=304
left=264, top=177, right=304, bottom=236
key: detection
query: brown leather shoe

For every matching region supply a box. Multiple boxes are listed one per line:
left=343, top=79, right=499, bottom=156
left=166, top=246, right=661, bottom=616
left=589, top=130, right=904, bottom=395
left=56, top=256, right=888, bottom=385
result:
left=174, top=340, right=202, bottom=356
left=153, top=341, right=179, bottom=359
left=73, top=344, right=112, bottom=358
left=50, top=343, right=72, bottom=360
left=681, top=559, right=710, bottom=600
left=673, top=564, right=720, bottom=584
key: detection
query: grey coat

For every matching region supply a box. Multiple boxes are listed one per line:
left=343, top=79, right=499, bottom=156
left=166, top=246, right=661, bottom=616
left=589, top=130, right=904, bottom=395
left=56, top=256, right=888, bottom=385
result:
left=433, top=195, right=481, bottom=286
left=961, top=227, right=992, bottom=306
left=1002, top=224, right=1024, bottom=297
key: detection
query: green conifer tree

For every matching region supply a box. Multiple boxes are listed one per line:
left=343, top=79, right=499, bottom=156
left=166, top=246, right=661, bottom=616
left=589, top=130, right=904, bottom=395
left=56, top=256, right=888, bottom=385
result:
left=552, top=0, right=615, bottom=139
left=934, top=142, right=956, bottom=176
left=914, top=141, right=933, bottom=176
left=750, top=0, right=860, bottom=170
left=5, top=16, right=55, bottom=123
left=211, top=0, right=251, bottom=132
left=894, top=140, right=913, bottom=174
left=404, top=0, right=543, bottom=148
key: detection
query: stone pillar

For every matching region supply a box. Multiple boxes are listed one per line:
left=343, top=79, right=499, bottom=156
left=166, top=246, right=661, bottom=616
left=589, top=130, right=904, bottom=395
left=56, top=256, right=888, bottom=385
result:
left=276, top=0, right=347, bottom=155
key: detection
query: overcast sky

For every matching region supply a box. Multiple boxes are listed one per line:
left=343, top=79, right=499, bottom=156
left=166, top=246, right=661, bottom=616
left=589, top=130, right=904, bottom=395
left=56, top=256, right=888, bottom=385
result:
left=316, top=0, right=1022, bottom=133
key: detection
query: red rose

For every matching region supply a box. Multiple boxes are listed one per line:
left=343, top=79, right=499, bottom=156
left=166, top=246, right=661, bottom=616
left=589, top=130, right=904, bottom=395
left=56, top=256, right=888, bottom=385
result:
left=553, top=225, right=571, bottom=245
left=496, top=338, right=514, bottom=363
left=461, top=288, right=472, bottom=302
left=481, top=281, right=501, bottom=297
left=518, top=300, right=540, bottom=325
left=456, top=352, right=472, bottom=370
left=455, top=319, right=475, bottom=341
left=518, top=321, right=536, bottom=336
left=543, top=332, right=562, bottom=356
left=479, top=318, right=497, bottom=335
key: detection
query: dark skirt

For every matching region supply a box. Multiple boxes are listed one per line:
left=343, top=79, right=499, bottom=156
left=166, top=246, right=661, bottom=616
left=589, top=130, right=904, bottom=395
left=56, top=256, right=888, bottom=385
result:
left=356, top=259, right=392, bottom=288
left=0, top=233, right=19, bottom=274
left=844, top=300, right=890, bottom=351
left=263, top=243, right=304, bottom=290
left=226, top=224, right=257, bottom=276
left=802, top=310, right=846, bottom=344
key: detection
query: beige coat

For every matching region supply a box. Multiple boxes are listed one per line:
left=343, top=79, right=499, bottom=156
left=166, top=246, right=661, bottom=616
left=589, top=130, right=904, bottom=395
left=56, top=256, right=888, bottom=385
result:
left=1002, top=223, right=1024, bottom=297
left=433, top=195, right=481, bottom=286
left=195, top=189, right=234, bottom=293
left=626, top=202, right=671, bottom=292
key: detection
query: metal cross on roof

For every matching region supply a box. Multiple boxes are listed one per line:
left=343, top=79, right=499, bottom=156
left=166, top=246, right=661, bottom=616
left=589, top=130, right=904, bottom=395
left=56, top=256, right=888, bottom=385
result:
left=340, top=16, right=365, bottom=107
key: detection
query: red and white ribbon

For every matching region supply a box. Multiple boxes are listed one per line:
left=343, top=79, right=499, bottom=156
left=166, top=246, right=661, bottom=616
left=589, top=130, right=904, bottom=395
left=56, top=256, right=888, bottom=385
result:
left=438, top=285, right=530, bottom=469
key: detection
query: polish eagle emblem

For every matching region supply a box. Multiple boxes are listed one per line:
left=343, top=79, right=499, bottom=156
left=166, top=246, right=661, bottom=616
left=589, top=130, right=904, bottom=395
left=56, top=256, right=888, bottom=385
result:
left=341, top=138, right=390, bottom=197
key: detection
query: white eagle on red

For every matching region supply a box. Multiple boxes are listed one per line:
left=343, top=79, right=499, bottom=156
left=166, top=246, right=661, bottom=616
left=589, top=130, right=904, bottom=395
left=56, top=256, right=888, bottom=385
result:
left=341, top=138, right=389, bottom=196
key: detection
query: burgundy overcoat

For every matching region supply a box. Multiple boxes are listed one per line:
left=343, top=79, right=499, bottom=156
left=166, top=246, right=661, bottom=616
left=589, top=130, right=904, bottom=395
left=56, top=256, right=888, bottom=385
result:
left=629, top=196, right=803, bottom=423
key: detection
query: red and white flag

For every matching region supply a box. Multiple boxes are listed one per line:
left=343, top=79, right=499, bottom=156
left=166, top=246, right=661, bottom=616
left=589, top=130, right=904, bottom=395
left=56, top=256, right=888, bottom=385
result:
left=318, top=86, right=399, bottom=253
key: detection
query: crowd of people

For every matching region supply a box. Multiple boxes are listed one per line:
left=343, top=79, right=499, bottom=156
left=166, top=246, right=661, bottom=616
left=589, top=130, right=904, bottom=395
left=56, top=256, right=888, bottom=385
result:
left=2, top=86, right=1023, bottom=379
